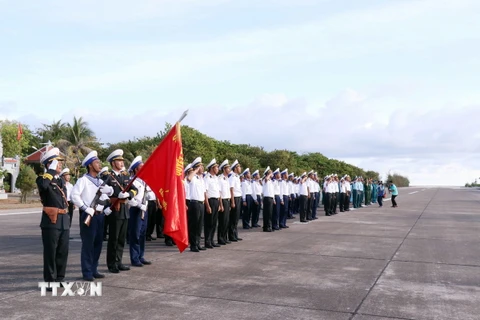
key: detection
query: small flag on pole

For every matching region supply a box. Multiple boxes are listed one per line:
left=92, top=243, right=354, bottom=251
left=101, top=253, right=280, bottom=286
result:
left=16, top=123, right=23, bottom=141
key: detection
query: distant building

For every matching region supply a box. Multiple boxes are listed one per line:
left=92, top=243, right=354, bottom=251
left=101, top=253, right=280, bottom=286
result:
left=0, top=136, right=21, bottom=195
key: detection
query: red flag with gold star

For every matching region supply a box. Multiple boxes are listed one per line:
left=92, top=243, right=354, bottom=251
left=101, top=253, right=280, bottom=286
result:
left=136, top=122, right=188, bottom=252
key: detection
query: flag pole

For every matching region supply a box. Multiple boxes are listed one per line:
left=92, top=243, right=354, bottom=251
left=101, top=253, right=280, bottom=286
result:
left=92, top=110, right=189, bottom=225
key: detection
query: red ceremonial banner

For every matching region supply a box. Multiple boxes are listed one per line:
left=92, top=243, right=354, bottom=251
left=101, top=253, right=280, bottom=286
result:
left=136, top=123, right=188, bottom=252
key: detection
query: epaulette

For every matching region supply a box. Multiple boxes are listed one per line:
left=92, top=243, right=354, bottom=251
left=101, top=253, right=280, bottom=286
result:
left=122, top=171, right=129, bottom=176
left=42, top=173, right=53, bottom=180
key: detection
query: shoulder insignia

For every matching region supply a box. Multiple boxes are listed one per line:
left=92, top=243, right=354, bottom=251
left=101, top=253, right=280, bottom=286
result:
left=122, top=171, right=129, bottom=176
left=42, top=173, right=53, bottom=181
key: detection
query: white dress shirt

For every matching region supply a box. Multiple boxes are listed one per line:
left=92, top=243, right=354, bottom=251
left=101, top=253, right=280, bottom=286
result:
left=252, top=179, right=262, bottom=199
left=189, top=174, right=206, bottom=201
left=298, top=181, right=309, bottom=196
left=280, top=180, right=288, bottom=198
left=219, top=174, right=231, bottom=199
left=65, top=182, right=73, bottom=202
left=262, top=178, right=274, bottom=198
left=273, top=179, right=280, bottom=196
left=184, top=178, right=191, bottom=200
left=204, top=173, right=221, bottom=199
left=229, top=173, right=242, bottom=197
left=241, top=179, right=252, bottom=201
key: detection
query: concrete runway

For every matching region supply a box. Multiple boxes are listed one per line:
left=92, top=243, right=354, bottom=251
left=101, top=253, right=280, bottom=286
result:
left=0, top=187, right=479, bottom=320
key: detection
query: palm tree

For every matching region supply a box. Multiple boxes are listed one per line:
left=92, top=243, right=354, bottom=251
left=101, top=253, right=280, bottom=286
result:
left=36, top=120, right=68, bottom=143
left=57, top=116, right=98, bottom=178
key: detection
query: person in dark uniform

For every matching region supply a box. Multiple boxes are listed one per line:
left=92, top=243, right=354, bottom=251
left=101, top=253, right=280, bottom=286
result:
left=204, top=158, right=221, bottom=248
left=228, top=160, right=243, bottom=241
left=217, top=160, right=231, bottom=244
left=250, top=170, right=262, bottom=228
left=146, top=185, right=158, bottom=241
left=185, top=157, right=207, bottom=252
left=98, top=166, right=110, bottom=241
left=71, top=151, right=113, bottom=281
left=37, top=148, right=69, bottom=291
left=127, top=156, right=152, bottom=266
left=241, top=168, right=253, bottom=229
left=59, top=168, right=74, bottom=228
left=262, top=167, right=275, bottom=231
left=298, top=172, right=309, bottom=222
left=103, top=149, right=137, bottom=274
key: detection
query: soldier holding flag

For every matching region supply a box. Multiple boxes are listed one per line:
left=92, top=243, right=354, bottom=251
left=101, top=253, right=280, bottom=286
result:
left=128, top=156, right=152, bottom=266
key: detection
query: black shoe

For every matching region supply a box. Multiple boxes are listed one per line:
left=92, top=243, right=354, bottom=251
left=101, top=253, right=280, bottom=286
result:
left=230, top=239, right=238, bottom=242
left=69, top=236, right=74, bottom=240
left=93, top=273, right=105, bottom=279
left=83, top=276, right=95, bottom=281
left=158, top=234, right=165, bottom=239
left=237, top=237, right=243, bottom=241
left=118, top=264, right=130, bottom=271
left=132, top=262, right=144, bottom=267
left=205, top=244, right=214, bottom=249
left=313, top=217, right=319, bottom=220
left=282, top=226, right=289, bottom=228
left=46, top=287, right=53, bottom=292
left=165, top=241, right=174, bottom=246
left=108, top=267, right=120, bottom=274
left=198, top=246, right=207, bottom=251
left=212, top=243, right=221, bottom=247
left=146, top=236, right=152, bottom=241
left=140, top=260, right=152, bottom=265
left=243, top=226, right=250, bottom=229
left=103, top=237, right=108, bottom=241
left=218, top=241, right=226, bottom=245
left=225, top=240, right=231, bottom=244
left=273, top=227, right=280, bottom=230
left=254, top=224, right=261, bottom=228
left=190, top=248, right=200, bottom=252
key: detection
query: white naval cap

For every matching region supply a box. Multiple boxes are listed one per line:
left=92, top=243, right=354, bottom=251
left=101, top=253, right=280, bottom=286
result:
left=106, top=149, right=124, bottom=163
left=59, top=168, right=70, bottom=177
left=82, top=150, right=99, bottom=167
left=252, top=169, right=259, bottom=177
left=301, top=172, right=307, bottom=177
left=219, top=159, right=230, bottom=171
left=241, top=168, right=250, bottom=176
left=281, top=168, right=288, bottom=175
left=263, top=166, right=271, bottom=176
left=206, top=158, right=218, bottom=170
left=273, top=168, right=280, bottom=175
left=307, top=170, right=314, bottom=176
left=231, top=159, right=240, bottom=170
left=191, top=157, right=202, bottom=168
left=40, top=147, right=64, bottom=165
left=184, top=163, right=193, bottom=173
left=128, top=155, right=143, bottom=172
left=100, top=166, right=109, bottom=175
left=288, top=172, right=294, bottom=177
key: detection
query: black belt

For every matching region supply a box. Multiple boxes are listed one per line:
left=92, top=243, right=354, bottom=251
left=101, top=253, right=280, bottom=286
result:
left=190, top=200, right=204, bottom=204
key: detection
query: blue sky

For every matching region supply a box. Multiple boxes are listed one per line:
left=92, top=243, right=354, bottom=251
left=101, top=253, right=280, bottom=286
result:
left=1, top=0, right=479, bottom=186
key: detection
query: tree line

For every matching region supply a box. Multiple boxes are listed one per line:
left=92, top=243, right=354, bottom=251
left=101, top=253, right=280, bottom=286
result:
left=0, top=118, right=410, bottom=202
